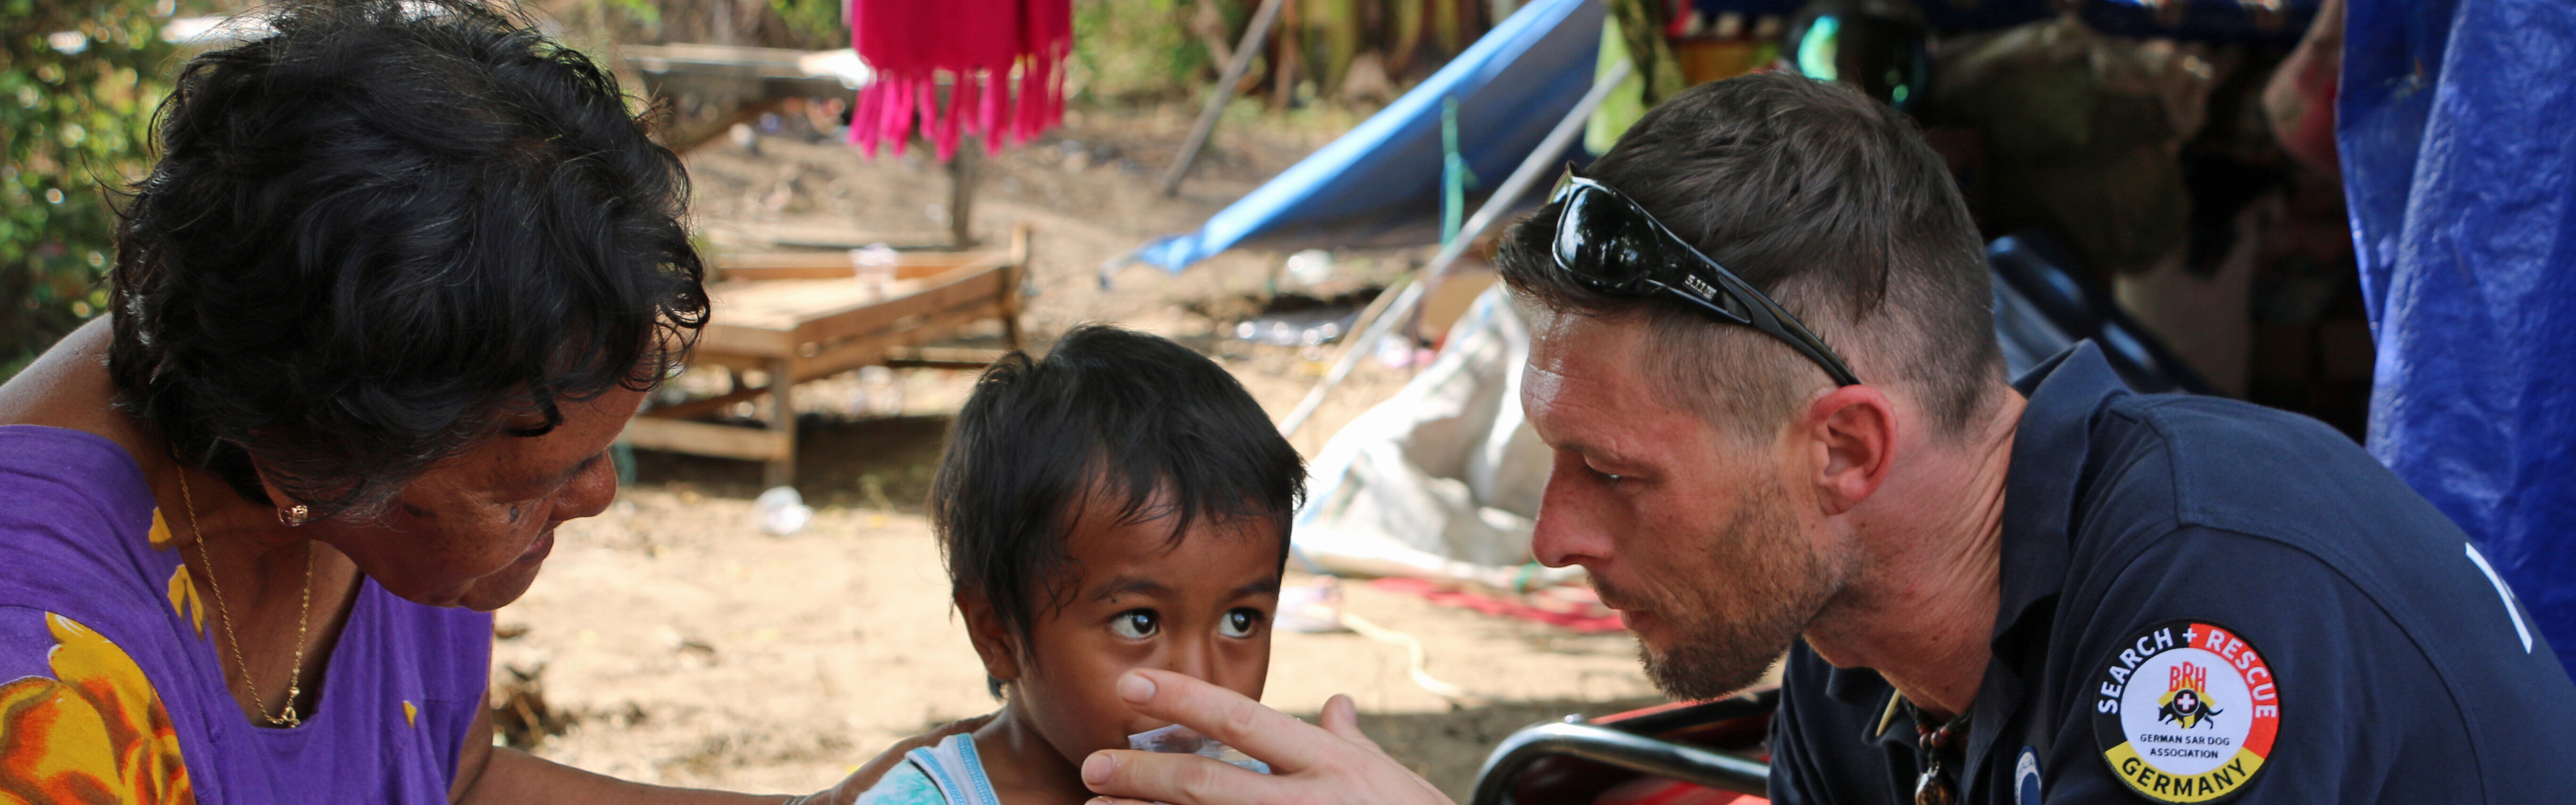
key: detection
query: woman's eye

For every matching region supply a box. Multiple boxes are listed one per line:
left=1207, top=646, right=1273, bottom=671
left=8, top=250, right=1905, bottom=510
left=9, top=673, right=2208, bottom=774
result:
left=1218, top=608, right=1263, bottom=638
left=1110, top=610, right=1160, bottom=639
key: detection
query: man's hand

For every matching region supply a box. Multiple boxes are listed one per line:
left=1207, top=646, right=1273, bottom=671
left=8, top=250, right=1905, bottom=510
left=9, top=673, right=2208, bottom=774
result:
left=1078, top=669, right=1453, bottom=805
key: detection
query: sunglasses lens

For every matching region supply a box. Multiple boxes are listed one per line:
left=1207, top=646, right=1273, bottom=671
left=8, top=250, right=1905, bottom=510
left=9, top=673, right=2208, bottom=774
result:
left=1556, top=188, right=1642, bottom=287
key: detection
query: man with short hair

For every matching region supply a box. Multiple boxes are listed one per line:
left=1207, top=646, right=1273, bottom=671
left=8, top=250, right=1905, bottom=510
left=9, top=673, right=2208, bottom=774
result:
left=1079, top=72, right=2576, bottom=805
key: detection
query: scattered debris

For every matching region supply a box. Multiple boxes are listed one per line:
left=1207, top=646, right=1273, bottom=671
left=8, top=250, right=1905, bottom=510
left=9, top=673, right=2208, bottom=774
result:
left=490, top=662, right=575, bottom=749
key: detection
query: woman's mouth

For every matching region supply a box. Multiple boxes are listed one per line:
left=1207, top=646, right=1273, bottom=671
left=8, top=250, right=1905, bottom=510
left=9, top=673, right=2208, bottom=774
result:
left=516, top=529, right=556, bottom=563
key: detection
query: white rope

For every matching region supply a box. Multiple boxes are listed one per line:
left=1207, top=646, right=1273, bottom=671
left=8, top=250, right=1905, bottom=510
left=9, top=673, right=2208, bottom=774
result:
left=1338, top=610, right=1470, bottom=701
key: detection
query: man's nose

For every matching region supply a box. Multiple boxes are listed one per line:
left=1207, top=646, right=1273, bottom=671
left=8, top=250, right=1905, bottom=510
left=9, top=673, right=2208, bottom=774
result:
left=1531, top=467, right=1614, bottom=569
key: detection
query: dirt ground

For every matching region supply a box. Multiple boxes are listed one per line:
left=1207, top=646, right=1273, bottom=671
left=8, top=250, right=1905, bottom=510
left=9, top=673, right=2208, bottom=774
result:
left=490, top=103, right=1672, bottom=800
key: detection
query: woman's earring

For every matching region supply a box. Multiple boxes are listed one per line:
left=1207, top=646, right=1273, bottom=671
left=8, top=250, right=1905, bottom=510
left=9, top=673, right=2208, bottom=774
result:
left=278, top=504, right=311, bottom=527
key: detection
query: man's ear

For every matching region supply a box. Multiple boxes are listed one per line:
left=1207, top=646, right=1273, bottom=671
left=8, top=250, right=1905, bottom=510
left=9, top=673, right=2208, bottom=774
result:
left=1802, top=384, right=1898, bottom=516
left=956, top=590, right=1022, bottom=684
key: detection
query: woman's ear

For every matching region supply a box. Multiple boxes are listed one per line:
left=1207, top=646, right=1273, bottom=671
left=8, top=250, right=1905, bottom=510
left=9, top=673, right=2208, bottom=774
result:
left=240, top=454, right=311, bottom=524
left=956, top=590, right=1021, bottom=684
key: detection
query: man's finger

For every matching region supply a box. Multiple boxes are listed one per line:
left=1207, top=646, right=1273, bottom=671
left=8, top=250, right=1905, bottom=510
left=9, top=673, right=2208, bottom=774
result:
left=1114, top=669, right=1336, bottom=773
left=1318, top=694, right=1384, bottom=755
left=1081, top=749, right=1288, bottom=805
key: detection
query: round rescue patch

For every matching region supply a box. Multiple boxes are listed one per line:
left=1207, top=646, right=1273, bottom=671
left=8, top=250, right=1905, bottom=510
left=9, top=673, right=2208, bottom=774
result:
left=2090, top=621, right=2279, bottom=803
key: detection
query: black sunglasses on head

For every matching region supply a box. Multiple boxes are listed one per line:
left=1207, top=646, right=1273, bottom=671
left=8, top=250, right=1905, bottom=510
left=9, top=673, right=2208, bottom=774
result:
left=1546, top=168, right=1861, bottom=387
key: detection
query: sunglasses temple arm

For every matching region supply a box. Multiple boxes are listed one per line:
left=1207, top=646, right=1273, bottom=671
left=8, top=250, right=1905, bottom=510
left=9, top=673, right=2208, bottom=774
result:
left=1643, top=280, right=1752, bottom=326
left=1737, top=293, right=1862, bottom=387
left=1781, top=326, right=1863, bottom=387
left=1650, top=280, right=1862, bottom=387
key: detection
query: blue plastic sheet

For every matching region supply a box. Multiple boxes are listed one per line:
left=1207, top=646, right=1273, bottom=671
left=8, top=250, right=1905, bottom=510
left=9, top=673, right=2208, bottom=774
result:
left=1131, top=0, right=1604, bottom=269
left=2341, top=0, right=2576, bottom=676
left=1133, top=0, right=2325, bottom=273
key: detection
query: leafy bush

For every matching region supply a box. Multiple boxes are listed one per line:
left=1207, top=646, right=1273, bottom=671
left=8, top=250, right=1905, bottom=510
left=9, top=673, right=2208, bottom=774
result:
left=1073, top=0, right=1213, bottom=104
left=1, top=0, right=177, bottom=378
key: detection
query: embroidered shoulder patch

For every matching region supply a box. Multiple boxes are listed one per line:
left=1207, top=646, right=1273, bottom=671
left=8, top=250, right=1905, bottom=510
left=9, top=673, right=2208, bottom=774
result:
left=2091, top=621, right=2278, bottom=803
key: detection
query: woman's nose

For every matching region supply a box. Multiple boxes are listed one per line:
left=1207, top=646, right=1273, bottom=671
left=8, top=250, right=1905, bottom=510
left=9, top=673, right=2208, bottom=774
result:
left=551, top=452, right=619, bottom=523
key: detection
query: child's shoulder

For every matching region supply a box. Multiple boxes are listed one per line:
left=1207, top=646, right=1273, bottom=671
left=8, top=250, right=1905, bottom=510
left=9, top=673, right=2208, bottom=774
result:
left=852, top=733, right=1001, bottom=805
left=853, top=759, right=948, bottom=805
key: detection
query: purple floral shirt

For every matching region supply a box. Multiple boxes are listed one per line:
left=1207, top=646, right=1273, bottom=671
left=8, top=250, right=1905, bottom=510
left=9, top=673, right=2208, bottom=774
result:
left=0, top=425, right=490, bottom=804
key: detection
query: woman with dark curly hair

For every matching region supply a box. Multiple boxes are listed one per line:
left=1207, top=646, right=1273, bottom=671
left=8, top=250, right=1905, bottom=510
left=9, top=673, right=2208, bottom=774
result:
left=0, top=1, right=890, bottom=801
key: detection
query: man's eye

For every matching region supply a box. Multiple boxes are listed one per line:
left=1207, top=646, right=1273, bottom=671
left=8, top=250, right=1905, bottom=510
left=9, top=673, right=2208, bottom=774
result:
left=1110, top=610, right=1160, bottom=639
left=1218, top=608, right=1263, bottom=638
left=1589, top=465, right=1625, bottom=486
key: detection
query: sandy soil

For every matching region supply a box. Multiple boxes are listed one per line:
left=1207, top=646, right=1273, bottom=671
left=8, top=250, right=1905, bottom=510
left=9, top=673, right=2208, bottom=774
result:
left=491, top=103, right=1672, bottom=800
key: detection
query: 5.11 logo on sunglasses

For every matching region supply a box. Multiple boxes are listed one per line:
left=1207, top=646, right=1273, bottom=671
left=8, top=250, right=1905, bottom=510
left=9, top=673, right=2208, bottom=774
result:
left=1679, top=274, right=1721, bottom=300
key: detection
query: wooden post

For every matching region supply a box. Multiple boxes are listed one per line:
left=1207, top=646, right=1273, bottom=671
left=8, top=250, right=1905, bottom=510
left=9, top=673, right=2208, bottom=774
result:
left=1161, top=0, right=1290, bottom=196
left=763, top=357, right=796, bottom=488
left=948, top=140, right=979, bottom=247
left=1002, top=226, right=1029, bottom=351
left=1271, top=0, right=1302, bottom=111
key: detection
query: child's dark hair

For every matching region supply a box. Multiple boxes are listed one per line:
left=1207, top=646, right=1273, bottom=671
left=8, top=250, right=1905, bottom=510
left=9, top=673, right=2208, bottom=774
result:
left=930, top=324, right=1305, bottom=678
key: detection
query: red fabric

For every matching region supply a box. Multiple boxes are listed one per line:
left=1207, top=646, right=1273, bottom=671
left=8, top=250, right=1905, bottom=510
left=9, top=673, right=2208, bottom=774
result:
left=1594, top=776, right=1768, bottom=805
left=848, top=0, right=1070, bottom=161
left=1366, top=578, right=1629, bottom=634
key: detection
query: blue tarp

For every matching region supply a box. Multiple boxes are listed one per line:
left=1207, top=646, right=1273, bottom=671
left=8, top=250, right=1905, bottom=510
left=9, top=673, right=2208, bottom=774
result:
left=2342, top=0, right=2576, bottom=676
left=1133, top=0, right=1605, bottom=270
left=1132, top=0, right=2323, bottom=273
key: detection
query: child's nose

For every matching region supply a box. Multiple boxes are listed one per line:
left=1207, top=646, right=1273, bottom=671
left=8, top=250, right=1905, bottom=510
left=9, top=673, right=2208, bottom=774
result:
left=1158, top=633, right=1216, bottom=681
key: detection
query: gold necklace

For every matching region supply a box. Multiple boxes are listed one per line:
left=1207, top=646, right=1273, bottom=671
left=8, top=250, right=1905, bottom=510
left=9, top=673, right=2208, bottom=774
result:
left=176, top=471, right=315, bottom=728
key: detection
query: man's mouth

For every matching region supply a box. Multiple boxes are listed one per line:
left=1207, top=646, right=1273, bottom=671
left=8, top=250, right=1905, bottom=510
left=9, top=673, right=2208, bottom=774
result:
left=1616, top=607, right=1659, bottom=635
left=1591, top=581, right=1662, bottom=637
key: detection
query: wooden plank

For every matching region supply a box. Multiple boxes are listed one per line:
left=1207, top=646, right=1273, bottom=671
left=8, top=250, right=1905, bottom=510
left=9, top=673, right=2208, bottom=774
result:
left=621, top=417, right=791, bottom=462
left=883, top=346, right=1014, bottom=367
left=786, top=264, right=1007, bottom=349
left=789, top=301, right=1005, bottom=379
left=711, top=278, right=919, bottom=332
left=699, top=221, right=954, bottom=251
left=694, top=319, right=796, bottom=359
left=681, top=349, right=767, bottom=373
left=641, top=384, right=772, bottom=421
left=710, top=251, right=1009, bottom=282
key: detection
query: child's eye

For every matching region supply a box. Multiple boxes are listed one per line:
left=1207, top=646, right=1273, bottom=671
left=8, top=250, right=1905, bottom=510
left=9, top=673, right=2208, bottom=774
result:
left=1110, top=609, right=1160, bottom=639
left=1217, top=608, right=1263, bottom=638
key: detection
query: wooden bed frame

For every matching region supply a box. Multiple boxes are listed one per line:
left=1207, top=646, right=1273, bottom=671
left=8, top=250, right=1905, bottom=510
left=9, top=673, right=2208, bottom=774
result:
left=621, top=226, right=1029, bottom=485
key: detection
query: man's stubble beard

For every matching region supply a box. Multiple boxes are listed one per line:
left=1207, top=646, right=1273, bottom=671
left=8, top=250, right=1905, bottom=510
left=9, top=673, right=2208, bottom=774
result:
left=1619, top=479, right=1847, bottom=701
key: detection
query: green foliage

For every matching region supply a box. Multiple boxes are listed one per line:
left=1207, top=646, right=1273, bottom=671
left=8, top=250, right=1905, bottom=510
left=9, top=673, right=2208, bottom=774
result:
left=768, top=0, right=841, bottom=44
left=1071, top=0, right=1212, bottom=104
left=1, top=0, right=178, bottom=377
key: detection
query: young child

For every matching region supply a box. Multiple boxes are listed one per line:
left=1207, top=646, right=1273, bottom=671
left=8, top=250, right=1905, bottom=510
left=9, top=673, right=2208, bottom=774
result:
left=856, top=324, right=1307, bottom=805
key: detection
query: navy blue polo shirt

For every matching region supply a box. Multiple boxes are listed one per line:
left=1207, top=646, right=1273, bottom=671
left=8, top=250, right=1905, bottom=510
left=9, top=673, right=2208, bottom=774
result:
left=1766, top=343, right=2576, bottom=805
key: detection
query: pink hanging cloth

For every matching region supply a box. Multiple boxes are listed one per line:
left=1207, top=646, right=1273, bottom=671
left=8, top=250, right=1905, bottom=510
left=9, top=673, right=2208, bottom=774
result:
left=848, top=0, right=1072, bottom=161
